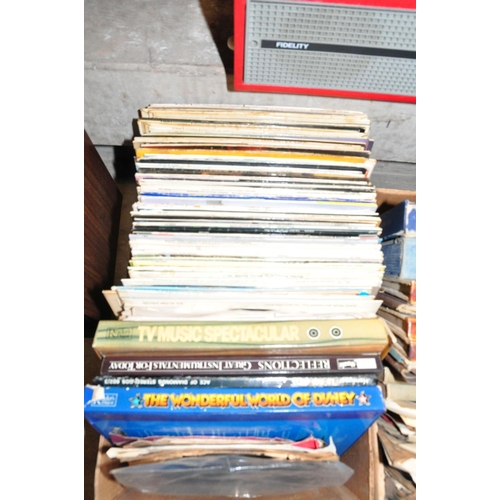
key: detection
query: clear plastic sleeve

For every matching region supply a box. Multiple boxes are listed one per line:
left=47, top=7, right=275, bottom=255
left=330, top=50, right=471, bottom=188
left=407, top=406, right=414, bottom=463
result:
left=110, top=454, right=354, bottom=498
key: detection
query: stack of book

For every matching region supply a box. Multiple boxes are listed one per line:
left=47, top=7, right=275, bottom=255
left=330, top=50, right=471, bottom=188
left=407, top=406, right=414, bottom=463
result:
left=376, top=200, right=417, bottom=497
left=84, top=104, right=391, bottom=497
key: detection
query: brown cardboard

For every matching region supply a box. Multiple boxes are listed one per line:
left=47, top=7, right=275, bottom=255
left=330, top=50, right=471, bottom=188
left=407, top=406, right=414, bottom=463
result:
left=94, top=425, right=382, bottom=500
left=376, top=189, right=416, bottom=216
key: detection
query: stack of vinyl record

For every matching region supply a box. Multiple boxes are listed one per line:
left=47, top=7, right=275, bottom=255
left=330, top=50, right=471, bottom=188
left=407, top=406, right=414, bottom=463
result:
left=376, top=200, right=417, bottom=495
left=85, top=104, right=390, bottom=497
left=104, top=104, right=385, bottom=323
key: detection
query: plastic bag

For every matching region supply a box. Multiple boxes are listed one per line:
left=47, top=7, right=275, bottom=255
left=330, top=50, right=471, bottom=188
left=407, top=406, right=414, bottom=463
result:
left=110, top=454, right=354, bottom=498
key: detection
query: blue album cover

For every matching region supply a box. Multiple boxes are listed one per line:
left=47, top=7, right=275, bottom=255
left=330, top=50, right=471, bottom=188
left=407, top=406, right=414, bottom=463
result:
left=380, top=199, right=416, bottom=241
left=84, top=384, right=385, bottom=455
left=381, top=236, right=416, bottom=280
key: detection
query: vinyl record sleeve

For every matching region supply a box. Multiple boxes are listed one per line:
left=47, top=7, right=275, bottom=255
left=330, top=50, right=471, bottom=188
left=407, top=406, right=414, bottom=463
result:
left=100, top=353, right=384, bottom=377
left=84, top=384, right=385, bottom=455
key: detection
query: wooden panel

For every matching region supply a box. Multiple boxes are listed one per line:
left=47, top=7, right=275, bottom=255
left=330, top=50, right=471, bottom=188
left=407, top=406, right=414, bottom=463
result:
left=84, top=130, right=122, bottom=321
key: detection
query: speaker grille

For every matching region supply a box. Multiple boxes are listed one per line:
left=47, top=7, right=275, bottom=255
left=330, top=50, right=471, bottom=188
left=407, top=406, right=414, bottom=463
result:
left=244, top=0, right=416, bottom=96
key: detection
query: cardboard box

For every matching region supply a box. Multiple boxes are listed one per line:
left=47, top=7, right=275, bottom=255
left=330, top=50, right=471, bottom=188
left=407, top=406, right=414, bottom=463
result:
left=94, top=424, right=384, bottom=500
left=86, top=187, right=417, bottom=500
